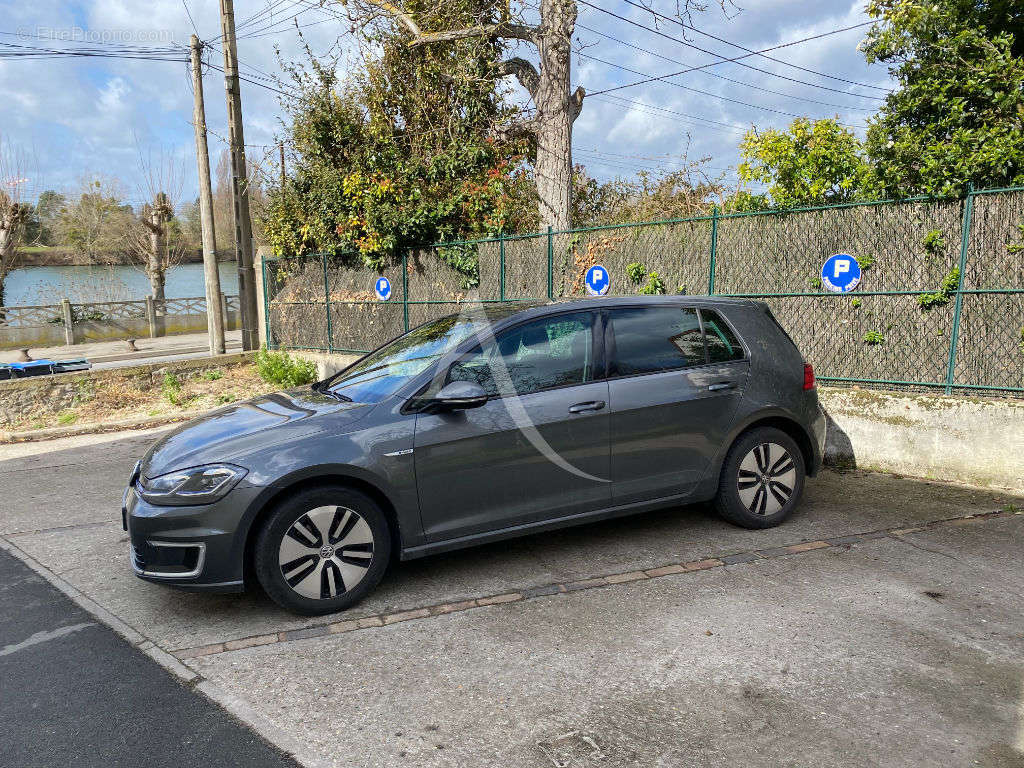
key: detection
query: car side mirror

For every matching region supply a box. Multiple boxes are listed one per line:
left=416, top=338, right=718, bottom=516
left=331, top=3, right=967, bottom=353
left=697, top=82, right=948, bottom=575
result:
left=432, top=380, right=488, bottom=411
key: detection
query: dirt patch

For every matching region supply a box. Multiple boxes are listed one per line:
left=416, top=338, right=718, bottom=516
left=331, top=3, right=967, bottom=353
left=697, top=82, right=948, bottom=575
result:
left=5, top=363, right=276, bottom=432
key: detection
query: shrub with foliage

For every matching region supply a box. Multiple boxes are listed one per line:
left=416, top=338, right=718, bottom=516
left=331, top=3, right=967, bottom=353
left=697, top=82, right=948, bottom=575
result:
left=261, top=5, right=534, bottom=269
left=255, top=350, right=317, bottom=388
left=863, top=0, right=1024, bottom=197
left=737, top=118, right=873, bottom=208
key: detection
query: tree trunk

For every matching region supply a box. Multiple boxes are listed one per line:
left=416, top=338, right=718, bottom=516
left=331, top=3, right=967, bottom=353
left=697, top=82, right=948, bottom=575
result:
left=147, top=215, right=166, bottom=304
left=0, top=222, right=16, bottom=312
left=533, top=0, right=578, bottom=232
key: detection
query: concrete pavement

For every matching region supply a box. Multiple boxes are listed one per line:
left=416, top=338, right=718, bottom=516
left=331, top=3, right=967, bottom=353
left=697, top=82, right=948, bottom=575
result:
left=1, top=427, right=1022, bottom=766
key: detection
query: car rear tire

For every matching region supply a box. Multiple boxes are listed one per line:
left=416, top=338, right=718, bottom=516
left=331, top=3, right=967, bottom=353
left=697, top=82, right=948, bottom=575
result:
left=254, top=485, right=391, bottom=615
left=713, top=427, right=805, bottom=529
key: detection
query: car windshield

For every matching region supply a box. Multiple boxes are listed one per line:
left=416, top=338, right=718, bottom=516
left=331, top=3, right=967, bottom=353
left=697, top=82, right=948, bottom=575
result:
left=325, top=309, right=523, bottom=403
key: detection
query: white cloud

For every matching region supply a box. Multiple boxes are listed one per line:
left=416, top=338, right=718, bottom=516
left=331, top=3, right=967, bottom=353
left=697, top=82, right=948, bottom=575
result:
left=2, top=0, right=894, bottom=202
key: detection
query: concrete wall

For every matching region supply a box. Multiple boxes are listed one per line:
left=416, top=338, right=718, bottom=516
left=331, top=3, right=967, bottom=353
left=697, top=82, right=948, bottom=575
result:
left=820, top=386, right=1024, bottom=492
left=289, top=351, right=361, bottom=380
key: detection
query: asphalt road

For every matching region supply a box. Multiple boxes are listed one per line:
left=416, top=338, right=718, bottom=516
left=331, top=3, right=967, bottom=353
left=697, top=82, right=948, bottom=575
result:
left=0, top=546, right=298, bottom=768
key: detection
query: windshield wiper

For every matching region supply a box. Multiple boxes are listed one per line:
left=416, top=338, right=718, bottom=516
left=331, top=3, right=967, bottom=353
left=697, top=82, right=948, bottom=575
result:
left=311, top=380, right=352, bottom=401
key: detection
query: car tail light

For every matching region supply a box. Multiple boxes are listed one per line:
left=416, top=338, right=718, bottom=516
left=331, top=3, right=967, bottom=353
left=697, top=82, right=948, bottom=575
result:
left=803, top=362, right=816, bottom=390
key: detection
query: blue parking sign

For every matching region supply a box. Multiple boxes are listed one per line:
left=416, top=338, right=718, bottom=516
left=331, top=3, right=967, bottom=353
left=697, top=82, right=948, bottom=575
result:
left=585, top=264, right=610, bottom=296
left=374, top=276, right=392, bottom=301
left=821, top=254, right=861, bottom=293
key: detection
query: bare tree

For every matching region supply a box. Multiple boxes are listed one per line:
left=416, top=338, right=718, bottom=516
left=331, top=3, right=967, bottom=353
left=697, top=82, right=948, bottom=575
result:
left=0, top=137, right=31, bottom=309
left=58, top=176, right=134, bottom=264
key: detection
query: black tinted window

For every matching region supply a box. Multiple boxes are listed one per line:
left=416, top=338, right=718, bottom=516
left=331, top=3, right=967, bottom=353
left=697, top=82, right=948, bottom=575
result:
left=447, top=312, right=594, bottom=396
left=701, top=310, right=744, bottom=363
left=609, top=307, right=704, bottom=376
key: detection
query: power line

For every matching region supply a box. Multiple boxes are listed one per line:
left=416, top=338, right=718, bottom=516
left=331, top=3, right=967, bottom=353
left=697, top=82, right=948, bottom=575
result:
left=589, top=93, right=752, bottom=134
left=578, top=50, right=868, bottom=128
left=578, top=2, right=886, bottom=100
left=618, top=0, right=890, bottom=93
left=588, top=94, right=760, bottom=137
left=574, top=149, right=736, bottom=176
left=182, top=0, right=201, bottom=37
left=205, top=60, right=299, bottom=99
left=575, top=22, right=875, bottom=113
left=0, top=42, right=186, bottom=62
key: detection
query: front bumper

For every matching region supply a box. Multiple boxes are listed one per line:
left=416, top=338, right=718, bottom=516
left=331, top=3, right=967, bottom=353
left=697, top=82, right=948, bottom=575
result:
left=123, top=480, right=263, bottom=593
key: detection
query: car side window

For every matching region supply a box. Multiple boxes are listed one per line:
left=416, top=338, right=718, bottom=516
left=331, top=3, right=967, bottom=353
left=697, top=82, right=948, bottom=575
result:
left=446, top=312, right=594, bottom=397
left=608, top=307, right=704, bottom=376
left=701, top=310, right=745, bottom=363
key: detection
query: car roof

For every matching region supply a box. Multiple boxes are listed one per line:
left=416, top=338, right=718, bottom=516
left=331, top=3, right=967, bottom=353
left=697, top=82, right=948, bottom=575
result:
left=493, top=295, right=758, bottom=325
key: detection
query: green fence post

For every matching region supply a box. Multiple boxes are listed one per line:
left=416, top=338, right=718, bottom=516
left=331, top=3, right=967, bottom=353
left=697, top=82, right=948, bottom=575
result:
left=402, top=251, right=410, bottom=332
left=321, top=253, right=333, bottom=353
left=708, top=205, right=719, bottom=295
left=499, top=233, right=506, bottom=302
left=261, top=255, right=271, bottom=349
left=944, top=184, right=974, bottom=395
left=546, top=226, right=553, bottom=299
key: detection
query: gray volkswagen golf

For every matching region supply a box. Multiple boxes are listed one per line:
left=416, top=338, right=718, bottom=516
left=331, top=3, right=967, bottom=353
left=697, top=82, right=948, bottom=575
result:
left=124, top=296, right=825, bottom=615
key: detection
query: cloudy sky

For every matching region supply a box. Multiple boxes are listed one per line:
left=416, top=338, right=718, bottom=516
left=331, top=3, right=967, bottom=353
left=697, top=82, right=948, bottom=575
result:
left=0, top=0, right=895, bottom=208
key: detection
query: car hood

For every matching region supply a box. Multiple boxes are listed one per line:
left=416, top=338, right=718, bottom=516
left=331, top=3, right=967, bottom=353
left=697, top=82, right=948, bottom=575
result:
left=142, top=388, right=372, bottom=478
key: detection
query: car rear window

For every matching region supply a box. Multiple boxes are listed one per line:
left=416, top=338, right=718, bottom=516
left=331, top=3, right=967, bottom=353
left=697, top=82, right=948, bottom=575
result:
left=608, top=307, right=704, bottom=376
left=700, top=310, right=745, bottom=363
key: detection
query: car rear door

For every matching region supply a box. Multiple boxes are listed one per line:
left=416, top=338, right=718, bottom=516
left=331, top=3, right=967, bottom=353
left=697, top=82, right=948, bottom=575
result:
left=413, top=310, right=611, bottom=541
left=605, top=305, right=749, bottom=506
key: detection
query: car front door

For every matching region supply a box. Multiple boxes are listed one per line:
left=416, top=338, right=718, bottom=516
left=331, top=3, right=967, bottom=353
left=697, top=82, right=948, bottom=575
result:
left=413, top=311, right=611, bottom=542
left=606, top=305, right=749, bottom=506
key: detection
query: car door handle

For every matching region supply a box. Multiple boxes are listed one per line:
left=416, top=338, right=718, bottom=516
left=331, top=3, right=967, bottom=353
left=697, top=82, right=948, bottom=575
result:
left=568, top=400, right=606, bottom=413
left=707, top=382, right=736, bottom=392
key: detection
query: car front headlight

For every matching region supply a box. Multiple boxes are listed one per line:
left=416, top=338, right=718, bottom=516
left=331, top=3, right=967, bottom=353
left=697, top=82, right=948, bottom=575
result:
left=139, top=463, right=247, bottom=505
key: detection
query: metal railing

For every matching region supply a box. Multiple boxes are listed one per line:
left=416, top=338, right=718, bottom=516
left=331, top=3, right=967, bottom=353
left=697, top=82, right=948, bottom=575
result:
left=262, top=185, right=1024, bottom=397
left=0, top=294, right=241, bottom=350
left=0, top=295, right=239, bottom=328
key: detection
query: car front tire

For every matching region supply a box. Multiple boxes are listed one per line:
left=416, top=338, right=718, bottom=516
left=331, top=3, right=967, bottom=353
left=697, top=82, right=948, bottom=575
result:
left=713, top=427, right=806, bottom=529
left=254, top=484, right=391, bottom=615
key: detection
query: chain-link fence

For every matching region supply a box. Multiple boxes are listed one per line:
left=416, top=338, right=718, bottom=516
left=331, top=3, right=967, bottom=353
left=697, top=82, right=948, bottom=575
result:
left=262, top=185, right=1024, bottom=398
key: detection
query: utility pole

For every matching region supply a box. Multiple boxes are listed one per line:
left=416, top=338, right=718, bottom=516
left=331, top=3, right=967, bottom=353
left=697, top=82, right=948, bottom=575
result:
left=189, top=35, right=225, bottom=356
left=218, top=0, right=259, bottom=351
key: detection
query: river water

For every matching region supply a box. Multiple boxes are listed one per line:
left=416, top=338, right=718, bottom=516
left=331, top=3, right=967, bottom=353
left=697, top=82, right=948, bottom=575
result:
left=5, top=262, right=241, bottom=307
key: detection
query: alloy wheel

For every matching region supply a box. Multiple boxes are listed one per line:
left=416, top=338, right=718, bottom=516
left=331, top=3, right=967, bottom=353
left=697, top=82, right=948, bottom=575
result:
left=278, top=506, right=374, bottom=600
left=736, top=442, right=796, bottom=516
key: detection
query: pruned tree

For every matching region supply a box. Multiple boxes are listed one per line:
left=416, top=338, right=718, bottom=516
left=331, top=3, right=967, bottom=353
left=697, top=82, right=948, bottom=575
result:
left=0, top=136, right=32, bottom=310
left=0, top=193, right=28, bottom=310
left=126, top=146, right=188, bottom=301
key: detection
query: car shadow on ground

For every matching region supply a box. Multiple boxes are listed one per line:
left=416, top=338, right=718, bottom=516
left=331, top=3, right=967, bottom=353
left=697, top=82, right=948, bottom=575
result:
left=2, top=430, right=1021, bottom=651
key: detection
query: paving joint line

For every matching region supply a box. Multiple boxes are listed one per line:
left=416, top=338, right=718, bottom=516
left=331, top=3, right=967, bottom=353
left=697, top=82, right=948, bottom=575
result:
left=171, top=508, right=1020, bottom=660
left=5, top=520, right=115, bottom=537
